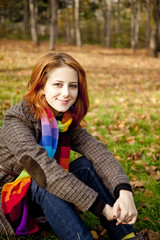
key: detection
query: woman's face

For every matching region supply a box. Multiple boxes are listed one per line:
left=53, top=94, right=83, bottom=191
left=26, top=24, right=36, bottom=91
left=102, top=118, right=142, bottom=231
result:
left=43, top=65, right=78, bottom=116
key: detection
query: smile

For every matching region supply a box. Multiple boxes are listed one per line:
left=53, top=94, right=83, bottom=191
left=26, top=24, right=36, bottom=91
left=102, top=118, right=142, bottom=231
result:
left=56, top=99, right=70, bottom=104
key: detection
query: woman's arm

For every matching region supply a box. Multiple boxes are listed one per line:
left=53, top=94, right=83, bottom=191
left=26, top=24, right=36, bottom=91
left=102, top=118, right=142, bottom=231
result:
left=71, top=127, right=131, bottom=198
left=1, top=107, right=98, bottom=212
left=71, top=127, right=137, bottom=224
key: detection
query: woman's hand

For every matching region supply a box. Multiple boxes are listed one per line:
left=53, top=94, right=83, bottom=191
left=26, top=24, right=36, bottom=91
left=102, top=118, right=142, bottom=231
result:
left=113, top=190, right=137, bottom=225
left=102, top=204, right=114, bottom=221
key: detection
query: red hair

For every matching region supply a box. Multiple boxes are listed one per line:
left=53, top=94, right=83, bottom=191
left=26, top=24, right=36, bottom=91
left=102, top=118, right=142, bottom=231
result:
left=24, top=52, right=89, bottom=128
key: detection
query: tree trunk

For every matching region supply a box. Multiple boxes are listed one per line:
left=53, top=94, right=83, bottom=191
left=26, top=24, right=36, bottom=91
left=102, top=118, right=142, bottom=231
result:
left=158, top=0, right=160, bottom=51
left=95, top=14, right=101, bottom=44
left=102, top=0, right=107, bottom=46
left=24, top=0, right=30, bottom=34
left=146, top=0, right=151, bottom=48
left=135, top=0, right=141, bottom=46
left=71, top=1, right=75, bottom=44
left=65, top=0, right=71, bottom=44
left=29, top=0, right=39, bottom=45
left=49, top=0, right=58, bottom=50
left=102, top=0, right=112, bottom=48
left=46, top=0, right=51, bottom=20
left=130, top=0, right=141, bottom=53
left=130, top=0, right=136, bottom=52
left=105, top=0, right=112, bottom=48
left=75, top=0, right=82, bottom=47
left=116, top=0, right=121, bottom=46
left=150, top=0, right=159, bottom=57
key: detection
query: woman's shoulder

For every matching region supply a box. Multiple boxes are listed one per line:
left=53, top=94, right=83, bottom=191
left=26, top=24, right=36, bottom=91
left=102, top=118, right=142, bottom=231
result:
left=70, top=126, right=94, bottom=141
left=4, top=99, right=37, bottom=123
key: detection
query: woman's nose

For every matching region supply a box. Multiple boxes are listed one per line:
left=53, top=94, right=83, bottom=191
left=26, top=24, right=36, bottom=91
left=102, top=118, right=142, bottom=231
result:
left=62, top=86, right=69, bottom=97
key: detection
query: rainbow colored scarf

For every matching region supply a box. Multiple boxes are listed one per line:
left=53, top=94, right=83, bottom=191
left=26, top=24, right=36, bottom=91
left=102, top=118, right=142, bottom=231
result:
left=40, top=109, right=72, bottom=171
left=1, top=110, right=72, bottom=235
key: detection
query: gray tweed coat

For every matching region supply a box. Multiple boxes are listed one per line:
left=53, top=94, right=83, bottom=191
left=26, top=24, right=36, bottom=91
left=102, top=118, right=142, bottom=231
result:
left=0, top=100, right=130, bottom=236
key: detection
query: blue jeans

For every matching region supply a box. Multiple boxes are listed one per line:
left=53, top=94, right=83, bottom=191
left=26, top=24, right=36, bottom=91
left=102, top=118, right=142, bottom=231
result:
left=28, top=157, right=134, bottom=240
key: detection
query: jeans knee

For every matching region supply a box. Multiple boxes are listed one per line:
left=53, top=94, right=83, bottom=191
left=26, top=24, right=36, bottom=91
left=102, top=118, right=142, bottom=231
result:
left=29, top=180, right=46, bottom=204
left=69, top=156, right=93, bottom=173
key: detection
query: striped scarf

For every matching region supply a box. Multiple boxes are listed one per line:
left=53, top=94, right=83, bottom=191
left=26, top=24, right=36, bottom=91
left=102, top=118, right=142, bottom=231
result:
left=1, top=110, right=72, bottom=235
left=40, top=108, right=72, bottom=171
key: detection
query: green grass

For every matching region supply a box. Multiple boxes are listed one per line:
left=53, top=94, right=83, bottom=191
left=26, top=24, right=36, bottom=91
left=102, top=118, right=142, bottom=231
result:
left=85, top=94, right=160, bottom=234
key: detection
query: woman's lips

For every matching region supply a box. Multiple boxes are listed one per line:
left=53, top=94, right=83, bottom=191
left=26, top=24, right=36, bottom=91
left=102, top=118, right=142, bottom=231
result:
left=57, top=99, right=70, bottom=104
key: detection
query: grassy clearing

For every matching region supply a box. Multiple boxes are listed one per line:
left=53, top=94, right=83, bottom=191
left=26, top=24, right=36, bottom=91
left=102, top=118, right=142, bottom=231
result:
left=86, top=102, right=160, bottom=233
left=0, top=40, right=160, bottom=239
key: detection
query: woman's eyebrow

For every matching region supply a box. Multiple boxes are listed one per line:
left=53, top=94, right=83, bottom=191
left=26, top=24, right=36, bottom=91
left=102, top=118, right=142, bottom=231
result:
left=54, top=80, right=78, bottom=83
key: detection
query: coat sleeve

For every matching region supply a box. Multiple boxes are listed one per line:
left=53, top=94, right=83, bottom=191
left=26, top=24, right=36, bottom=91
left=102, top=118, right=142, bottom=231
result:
left=1, top=111, right=98, bottom=212
left=71, top=127, right=131, bottom=197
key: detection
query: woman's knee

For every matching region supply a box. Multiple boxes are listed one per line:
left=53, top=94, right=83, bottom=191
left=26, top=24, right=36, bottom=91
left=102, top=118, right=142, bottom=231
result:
left=29, top=180, right=46, bottom=204
left=69, top=156, right=93, bottom=173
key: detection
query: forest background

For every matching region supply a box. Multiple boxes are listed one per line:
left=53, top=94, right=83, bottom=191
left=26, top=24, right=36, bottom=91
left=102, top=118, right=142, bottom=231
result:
left=0, top=0, right=160, bottom=240
left=0, top=0, right=160, bottom=56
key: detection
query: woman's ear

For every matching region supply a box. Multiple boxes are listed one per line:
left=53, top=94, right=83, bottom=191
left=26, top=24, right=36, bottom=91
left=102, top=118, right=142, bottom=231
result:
left=41, top=88, right=45, bottom=95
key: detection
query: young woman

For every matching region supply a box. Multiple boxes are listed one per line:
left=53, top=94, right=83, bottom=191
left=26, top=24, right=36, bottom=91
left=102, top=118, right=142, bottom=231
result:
left=0, top=52, right=144, bottom=240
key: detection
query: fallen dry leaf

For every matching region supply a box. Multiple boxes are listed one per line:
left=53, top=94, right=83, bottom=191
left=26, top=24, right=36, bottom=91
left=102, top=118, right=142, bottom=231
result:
left=140, top=229, right=160, bottom=240
left=155, top=170, right=160, bottom=180
left=92, top=131, right=104, bottom=141
left=126, top=136, right=135, bottom=145
left=112, top=135, right=120, bottom=143
left=99, top=229, right=107, bottom=236
left=116, top=120, right=126, bottom=129
left=114, top=155, right=121, bottom=160
left=145, top=166, right=158, bottom=179
left=130, top=180, right=144, bottom=188
left=132, top=152, right=142, bottom=160
left=131, top=165, right=137, bottom=171
left=144, top=189, right=153, bottom=197
left=89, top=126, right=97, bottom=132
left=142, top=216, right=150, bottom=221
left=130, top=173, right=138, bottom=181
left=94, top=98, right=101, bottom=105
left=91, top=230, right=99, bottom=239
left=140, top=114, right=147, bottom=119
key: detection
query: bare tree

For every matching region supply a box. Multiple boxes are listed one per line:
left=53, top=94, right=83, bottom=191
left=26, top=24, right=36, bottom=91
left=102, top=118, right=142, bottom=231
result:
left=116, top=0, right=121, bottom=46
left=75, top=0, right=81, bottom=47
left=95, top=10, right=101, bottom=44
left=65, top=0, right=71, bottom=44
left=46, top=0, right=51, bottom=20
left=150, top=0, right=160, bottom=57
left=130, top=0, right=141, bottom=53
left=146, top=0, right=151, bottom=48
left=106, top=0, right=112, bottom=48
left=29, top=0, right=39, bottom=45
left=71, top=0, right=75, bottom=44
left=24, top=0, right=30, bottom=34
left=102, top=0, right=112, bottom=48
left=135, top=0, right=141, bottom=45
left=49, top=0, right=58, bottom=50
left=102, top=0, right=107, bottom=46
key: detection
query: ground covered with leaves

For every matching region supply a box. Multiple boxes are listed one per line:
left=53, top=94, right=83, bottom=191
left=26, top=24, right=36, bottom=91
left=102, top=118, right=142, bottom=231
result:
left=0, top=40, right=160, bottom=239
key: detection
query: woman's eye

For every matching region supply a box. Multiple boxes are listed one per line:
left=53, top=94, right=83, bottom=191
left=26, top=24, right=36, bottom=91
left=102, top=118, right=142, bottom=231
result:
left=70, top=84, right=77, bottom=88
left=54, top=83, right=62, bottom=87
